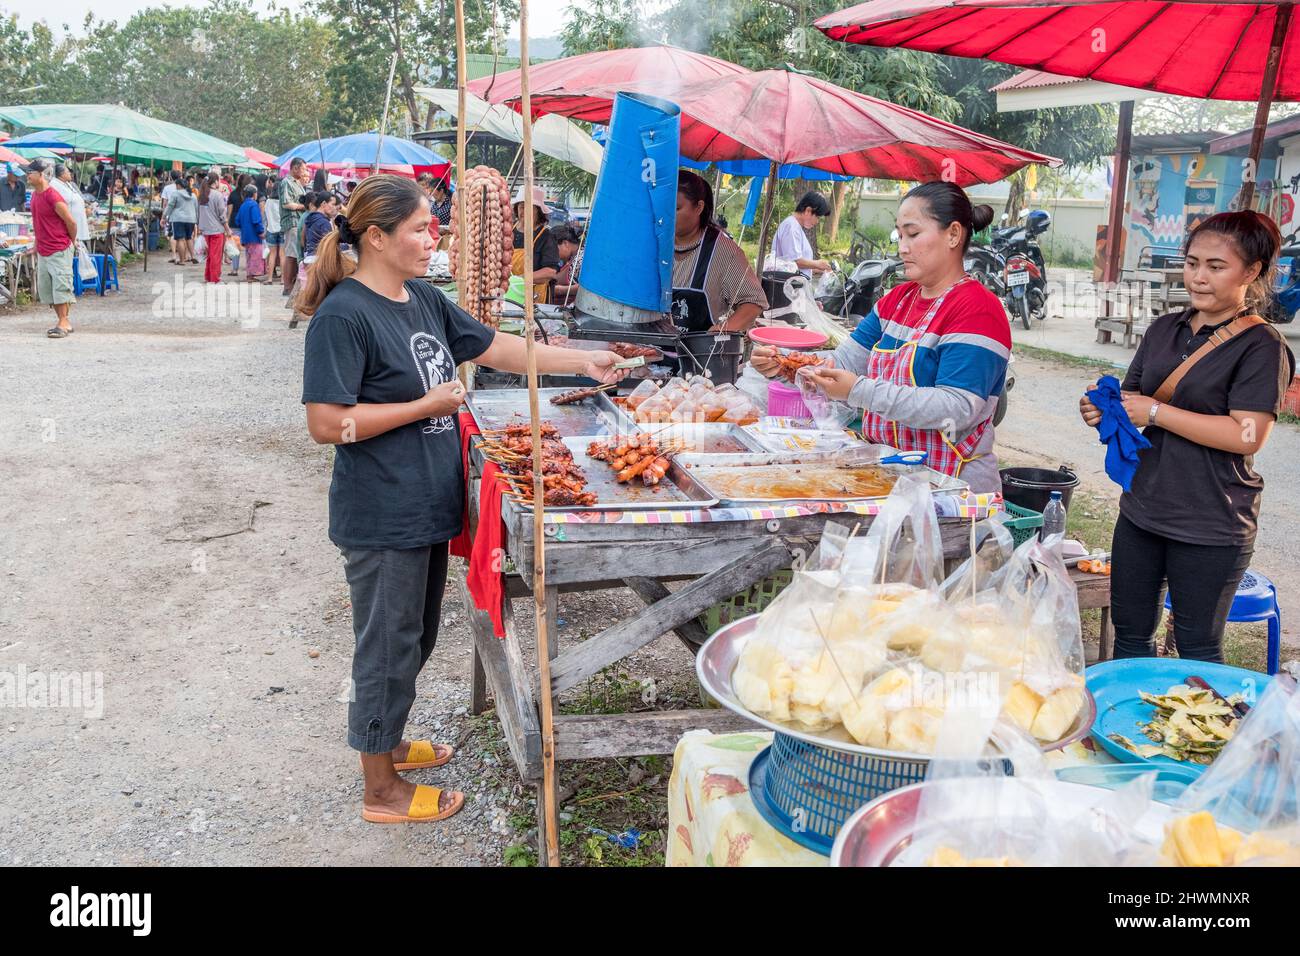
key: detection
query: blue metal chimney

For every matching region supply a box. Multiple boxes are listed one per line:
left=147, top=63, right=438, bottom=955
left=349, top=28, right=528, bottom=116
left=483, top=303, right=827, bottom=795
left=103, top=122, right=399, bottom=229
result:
left=575, top=92, right=680, bottom=325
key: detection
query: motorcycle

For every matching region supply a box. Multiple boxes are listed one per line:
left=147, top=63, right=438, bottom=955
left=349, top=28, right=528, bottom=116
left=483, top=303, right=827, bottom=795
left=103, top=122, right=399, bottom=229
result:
left=815, top=253, right=903, bottom=322
left=1266, top=229, right=1299, bottom=324
left=991, top=209, right=1052, bottom=330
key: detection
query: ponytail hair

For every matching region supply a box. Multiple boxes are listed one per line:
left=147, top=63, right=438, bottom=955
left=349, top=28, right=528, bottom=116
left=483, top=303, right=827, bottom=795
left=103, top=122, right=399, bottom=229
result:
left=903, top=181, right=994, bottom=253
left=298, top=173, right=429, bottom=317
left=1185, top=210, right=1282, bottom=315
left=198, top=171, right=216, bottom=206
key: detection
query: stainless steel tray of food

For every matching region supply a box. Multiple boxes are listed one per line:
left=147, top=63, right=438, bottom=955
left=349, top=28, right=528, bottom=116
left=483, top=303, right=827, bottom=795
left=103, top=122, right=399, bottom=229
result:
left=501, top=435, right=719, bottom=513
left=465, top=387, right=636, bottom=438
left=673, top=451, right=968, bottom=506
left=696, top=614, right=1096, bottom=762
left=633, top=421, right=768, bottom=455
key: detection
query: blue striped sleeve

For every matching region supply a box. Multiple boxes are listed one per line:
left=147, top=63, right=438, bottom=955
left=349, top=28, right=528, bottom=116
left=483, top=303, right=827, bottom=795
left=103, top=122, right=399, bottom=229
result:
left=849, top=308, right=883, bottom=351
left=934, top=336, right=1009, bottom=400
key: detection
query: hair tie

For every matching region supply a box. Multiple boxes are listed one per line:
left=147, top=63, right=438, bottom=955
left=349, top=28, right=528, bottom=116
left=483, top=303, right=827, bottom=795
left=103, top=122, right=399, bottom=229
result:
left=334, top=214, right=355, bottom=244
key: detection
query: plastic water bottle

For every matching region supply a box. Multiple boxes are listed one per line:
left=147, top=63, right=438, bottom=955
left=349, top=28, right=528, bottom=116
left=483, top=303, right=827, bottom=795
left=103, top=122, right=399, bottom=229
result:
left=1041, top=490, right=1067, bottom=550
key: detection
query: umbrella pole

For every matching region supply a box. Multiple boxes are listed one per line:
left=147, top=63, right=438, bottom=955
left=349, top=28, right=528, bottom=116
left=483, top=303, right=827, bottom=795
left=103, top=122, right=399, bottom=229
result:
left=455, top=0, right=472, bottom=391
left=1102, top=99, right=1133, bottom=294
left=754, top=159, right=779, bottom=273
left=1241, top=4, right=1291, bottom=210
left=144, top=157, right=153, bottom=273
left=105, top=137, right=120, bottom=288
left=518, top=0, right=561, bottom=870
left=374, top=52, right=400, bottom=171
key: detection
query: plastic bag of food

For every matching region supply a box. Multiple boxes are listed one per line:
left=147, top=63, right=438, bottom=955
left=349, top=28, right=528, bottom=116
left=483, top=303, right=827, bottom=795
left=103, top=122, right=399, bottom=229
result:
left=794, top=365, right=855, bottom=432
left=668, top=397, right=707, bottom=423
left=696, top=391, right=730, bottom=422
left=1156, top=677, right=1300, bottom=865
left=624, top=378, right=660, bottom=410
left=718, top=399, right=760, bottom=425
left=634, top=395, right=674, bottom=423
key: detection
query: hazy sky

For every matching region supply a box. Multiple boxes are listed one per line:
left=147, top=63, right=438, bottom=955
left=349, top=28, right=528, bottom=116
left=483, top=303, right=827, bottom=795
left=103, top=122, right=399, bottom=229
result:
left=8, top=0, right=570, bottom=37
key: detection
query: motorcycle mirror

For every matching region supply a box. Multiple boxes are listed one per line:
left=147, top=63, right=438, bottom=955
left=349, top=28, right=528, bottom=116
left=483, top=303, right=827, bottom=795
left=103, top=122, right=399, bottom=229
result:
left=999, top=213, right=1009, bottom=224
left=889, top=228, right=900, bottom=243
left=1019, top=208, right=1030, bottom=220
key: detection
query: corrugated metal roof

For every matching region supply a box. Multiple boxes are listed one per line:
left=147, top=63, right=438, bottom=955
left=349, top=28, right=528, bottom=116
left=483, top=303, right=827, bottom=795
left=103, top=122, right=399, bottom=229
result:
left=990, top=70, right=1087, bottom=93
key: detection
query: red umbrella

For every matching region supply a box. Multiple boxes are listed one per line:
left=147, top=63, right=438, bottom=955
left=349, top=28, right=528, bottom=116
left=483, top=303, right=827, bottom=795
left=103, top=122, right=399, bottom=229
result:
left=242, top=146, right=278, bottom=168
left=816, top=1, right=1297, bottom=204
left=515, top=70, right=1059, bottom=183
left=0, top=144, right=29, bottom=166
left=467, top=44, right=750, bottom=108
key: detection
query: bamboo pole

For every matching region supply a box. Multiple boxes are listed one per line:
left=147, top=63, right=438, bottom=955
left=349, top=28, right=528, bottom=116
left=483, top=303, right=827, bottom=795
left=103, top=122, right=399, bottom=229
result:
left=754, top=159, right=779, bottom=273
left=518, top=0, right=561, bottom=869
left=374, top=52, right=400, bottom=171
left=455, top=0, right=473, bottom=391
left=1240, top=4, right=1291, bottom=210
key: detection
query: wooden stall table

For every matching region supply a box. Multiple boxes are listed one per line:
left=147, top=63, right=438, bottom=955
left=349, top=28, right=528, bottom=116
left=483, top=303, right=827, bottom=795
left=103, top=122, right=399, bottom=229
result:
left=460, top=437, right=1019, bottom=857
left=0, top=247, right=35, bottom=306
left=1072, top=564, right=1115, bottom=662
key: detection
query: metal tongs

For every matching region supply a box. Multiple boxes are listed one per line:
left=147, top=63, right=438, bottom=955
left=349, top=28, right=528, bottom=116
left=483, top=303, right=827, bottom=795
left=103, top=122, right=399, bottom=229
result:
left=834, top=445, right=929, bottom=468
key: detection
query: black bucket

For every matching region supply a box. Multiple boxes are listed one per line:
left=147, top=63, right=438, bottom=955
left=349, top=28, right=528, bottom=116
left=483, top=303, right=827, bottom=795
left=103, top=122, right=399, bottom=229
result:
left=999, top=465, right=1080, bottom=515
left=677, top=331, right=744, bottom=385
left=761, top=270, right=802, bottom=311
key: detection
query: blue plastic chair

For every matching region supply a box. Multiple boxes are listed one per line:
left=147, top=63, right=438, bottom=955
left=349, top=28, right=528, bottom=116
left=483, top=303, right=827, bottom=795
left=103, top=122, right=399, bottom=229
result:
left=1165, top=569, right=1283, bottom=674
left=91, top=253, right=120, bottom=294
left=72, top=257, right=100, bottom=296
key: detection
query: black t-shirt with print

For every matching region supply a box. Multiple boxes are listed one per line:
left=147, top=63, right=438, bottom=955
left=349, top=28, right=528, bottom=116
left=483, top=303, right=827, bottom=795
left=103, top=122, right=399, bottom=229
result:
left=1120, top=309, right=1296, bottom=547
left=302, top=277, right=495, bottom=550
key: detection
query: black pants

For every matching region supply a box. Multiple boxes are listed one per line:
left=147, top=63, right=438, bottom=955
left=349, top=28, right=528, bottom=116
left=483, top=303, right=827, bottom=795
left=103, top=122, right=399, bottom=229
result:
left=1110, top=513, right=1252, bottom=663
left=341, top=542, right=449, bottom=753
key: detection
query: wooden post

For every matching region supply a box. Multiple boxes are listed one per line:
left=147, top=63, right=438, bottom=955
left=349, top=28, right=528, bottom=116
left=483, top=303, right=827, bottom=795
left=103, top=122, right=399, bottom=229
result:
left=104, top=137, right=121, bottom=273
left=1241, top=3, right=1291, bottom=210
left=455, top=0, right=472, bottom=391
left=1102, top=99, right=1134, bottom=291
left=754, top=159, right=779, bottom=273
left=518, top=0, right=561, bottom=869
left=143, top=157, right=153, bottom=273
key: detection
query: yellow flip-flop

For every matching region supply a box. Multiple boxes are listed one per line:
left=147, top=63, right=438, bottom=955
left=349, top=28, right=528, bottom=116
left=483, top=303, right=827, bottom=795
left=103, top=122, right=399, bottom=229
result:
left=395, top=740, right=454, bottom=771
left=362, top=784, right=464, bottom=824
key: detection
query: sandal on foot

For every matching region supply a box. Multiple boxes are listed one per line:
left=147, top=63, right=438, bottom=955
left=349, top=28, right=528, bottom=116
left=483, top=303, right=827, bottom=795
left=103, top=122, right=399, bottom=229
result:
left=361, top=740, right=453, bottom=772
left=46, top=327, right=70, bottom=339
left=362, top=784, right=463, bottom=824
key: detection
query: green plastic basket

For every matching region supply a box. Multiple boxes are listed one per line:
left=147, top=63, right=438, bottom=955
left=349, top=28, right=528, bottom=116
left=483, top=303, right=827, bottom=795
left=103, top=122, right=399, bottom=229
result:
left=1001, top=501, right=1044, bottom=548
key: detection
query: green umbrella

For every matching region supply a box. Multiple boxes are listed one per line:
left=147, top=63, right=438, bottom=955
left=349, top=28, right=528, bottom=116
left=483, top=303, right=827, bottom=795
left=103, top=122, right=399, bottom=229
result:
left=0, top=104, right=247, bottom=166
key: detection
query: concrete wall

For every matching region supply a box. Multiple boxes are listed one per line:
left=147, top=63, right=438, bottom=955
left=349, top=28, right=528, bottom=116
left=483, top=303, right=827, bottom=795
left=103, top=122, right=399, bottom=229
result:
left=853, top=192, right=1106, bottom=264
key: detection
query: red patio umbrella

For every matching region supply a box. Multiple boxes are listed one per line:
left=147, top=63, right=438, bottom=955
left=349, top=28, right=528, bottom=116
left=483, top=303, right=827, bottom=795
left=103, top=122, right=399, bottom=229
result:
left=467, top=44, right=750, bottom=108
left=0, top=144, right=29, bottom=166
left=512, top=69, right=1058, bottom=268
left=816, top=1, right=1298, bottom=205
left=242, top=146, right=278, bottom=168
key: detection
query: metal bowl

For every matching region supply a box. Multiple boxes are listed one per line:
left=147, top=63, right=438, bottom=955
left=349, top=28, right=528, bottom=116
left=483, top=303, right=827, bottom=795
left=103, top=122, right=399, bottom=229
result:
left=829, top=777, right=1180, bottom=867
left=695, top=612, right=1097, bottom=762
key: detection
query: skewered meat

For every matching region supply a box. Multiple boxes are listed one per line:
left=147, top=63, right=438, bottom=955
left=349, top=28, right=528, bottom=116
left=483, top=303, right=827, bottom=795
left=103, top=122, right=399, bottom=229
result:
left=491, top=421, right=560, bottom=440
left=550, top=387, right=603, bottom=406
left=775, top=351, right=825, bottom=382
left=608, top=342, right=660, bottom=360
left=642, top=456, right=670, bottom=486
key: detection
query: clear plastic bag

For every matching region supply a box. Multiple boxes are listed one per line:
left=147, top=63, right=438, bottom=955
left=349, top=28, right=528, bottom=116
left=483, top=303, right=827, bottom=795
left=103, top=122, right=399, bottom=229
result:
left=794, top=365, right=855, bottom=432
left=1157, top=676, right=1300, bottom=865
left=624, top=378, right=660, bottom=411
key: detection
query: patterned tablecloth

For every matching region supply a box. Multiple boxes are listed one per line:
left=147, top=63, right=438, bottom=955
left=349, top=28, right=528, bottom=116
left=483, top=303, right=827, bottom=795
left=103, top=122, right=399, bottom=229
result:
left=666, top=729, right=1114, bottom=867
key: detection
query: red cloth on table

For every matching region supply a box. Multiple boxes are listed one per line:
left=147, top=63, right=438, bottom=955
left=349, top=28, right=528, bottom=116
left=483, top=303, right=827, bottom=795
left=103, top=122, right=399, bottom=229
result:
left=449, top=411, right=507, bottom=638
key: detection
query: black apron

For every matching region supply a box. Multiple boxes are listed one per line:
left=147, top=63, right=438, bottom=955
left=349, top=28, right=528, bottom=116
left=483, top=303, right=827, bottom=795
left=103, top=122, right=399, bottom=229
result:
left=670, top=227, right=719, bottom=334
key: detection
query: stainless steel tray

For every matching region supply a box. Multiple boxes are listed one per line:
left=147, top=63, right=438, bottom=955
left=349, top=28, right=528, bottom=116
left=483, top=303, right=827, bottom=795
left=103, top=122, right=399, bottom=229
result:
left=501, top=435, right=718, bottom=513
left=675, top=451, right=968, bottom=506
left=465, top=387, right=636, bottom=438
left=634, top=422, right=767, bottom=455
left=696, top=613, right=1096, bottom=762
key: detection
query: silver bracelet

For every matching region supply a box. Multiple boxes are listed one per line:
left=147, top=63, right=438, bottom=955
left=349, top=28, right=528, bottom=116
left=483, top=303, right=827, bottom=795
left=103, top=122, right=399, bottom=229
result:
left=1148, top=401, right=1161, bottom=426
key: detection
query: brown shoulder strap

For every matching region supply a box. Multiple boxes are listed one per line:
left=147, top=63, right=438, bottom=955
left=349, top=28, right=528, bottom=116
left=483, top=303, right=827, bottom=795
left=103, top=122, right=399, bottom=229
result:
left=1152, top=314, right=1268, bottom=404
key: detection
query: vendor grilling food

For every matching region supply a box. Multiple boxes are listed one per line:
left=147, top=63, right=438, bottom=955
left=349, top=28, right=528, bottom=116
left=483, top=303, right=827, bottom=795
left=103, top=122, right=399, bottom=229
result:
left=752, top=182, right=1009, bottom=493
left=300, top=174, right=628, bottom=825
left=511, top=184, right=561, bottom=304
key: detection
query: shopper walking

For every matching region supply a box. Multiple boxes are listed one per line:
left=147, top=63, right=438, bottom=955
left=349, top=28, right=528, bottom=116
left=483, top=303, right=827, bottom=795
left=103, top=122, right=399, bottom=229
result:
left=197, top=172, right=230, bottom=284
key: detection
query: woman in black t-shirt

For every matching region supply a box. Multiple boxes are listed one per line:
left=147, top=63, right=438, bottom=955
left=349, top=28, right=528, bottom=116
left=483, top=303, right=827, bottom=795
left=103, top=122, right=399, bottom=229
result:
left=299, top=175, right=627, bottom=825
left=1080, top=211, right=1295, bottom=663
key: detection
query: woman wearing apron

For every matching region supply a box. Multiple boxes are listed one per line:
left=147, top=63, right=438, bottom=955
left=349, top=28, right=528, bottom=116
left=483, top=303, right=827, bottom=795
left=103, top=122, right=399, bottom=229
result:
left=752, top=182, right=1008, bottom=493
left=511, top=185, right=562, bottom=304
left=671, top=170, right=768, bottom=334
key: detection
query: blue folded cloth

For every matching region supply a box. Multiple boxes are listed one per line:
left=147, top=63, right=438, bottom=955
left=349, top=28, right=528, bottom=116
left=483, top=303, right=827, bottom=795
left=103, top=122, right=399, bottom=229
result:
left=1087, top=374, right=1151, bottom=492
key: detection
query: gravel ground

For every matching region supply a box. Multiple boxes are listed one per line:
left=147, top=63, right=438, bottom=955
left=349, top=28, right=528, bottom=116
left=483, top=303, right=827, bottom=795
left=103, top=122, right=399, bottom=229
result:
left=1, top=258, right=1293, bottom=866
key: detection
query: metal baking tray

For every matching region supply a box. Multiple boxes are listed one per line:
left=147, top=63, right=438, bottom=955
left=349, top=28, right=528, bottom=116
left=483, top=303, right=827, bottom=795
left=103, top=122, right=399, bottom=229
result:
left=465, top=387, right=636, bottom=438
left=674, top=451, right=968, bottom=506
left=696, top=613, right=1096, bottom=762
left=633, top=422, right=767, bottom=455
left=499, top=435, right=718, bottom=513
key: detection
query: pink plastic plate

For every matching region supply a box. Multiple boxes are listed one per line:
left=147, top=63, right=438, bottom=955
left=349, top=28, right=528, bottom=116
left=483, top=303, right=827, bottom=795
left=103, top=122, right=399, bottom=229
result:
left=748, top=326, right=828, bottom=350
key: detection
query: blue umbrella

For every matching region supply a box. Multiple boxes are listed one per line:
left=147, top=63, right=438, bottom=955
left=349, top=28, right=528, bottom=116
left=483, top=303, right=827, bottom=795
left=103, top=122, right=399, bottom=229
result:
left=273, top=133, right=445, bottom=169
left=681, top=156, right=851, bottom=182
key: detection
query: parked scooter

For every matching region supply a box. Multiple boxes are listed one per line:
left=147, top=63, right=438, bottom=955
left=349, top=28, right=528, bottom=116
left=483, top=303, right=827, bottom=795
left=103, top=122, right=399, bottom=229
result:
left=992, top=209, right=1052, bottom=330
left=1267, top=229, right=1299, bottom=324
left=815, top=252, right=904, bottom=322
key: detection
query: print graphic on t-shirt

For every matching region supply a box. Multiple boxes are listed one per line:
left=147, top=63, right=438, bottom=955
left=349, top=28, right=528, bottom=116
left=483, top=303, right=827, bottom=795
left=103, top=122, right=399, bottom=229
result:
left=410, top=332, right=455, bottom=434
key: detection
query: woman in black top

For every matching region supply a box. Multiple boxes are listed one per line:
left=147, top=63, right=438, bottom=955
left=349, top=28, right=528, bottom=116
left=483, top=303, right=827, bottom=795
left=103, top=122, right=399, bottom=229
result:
left=300, top=175, right=626, bottom=824
left=1081, top=211, right=1295, bottom=663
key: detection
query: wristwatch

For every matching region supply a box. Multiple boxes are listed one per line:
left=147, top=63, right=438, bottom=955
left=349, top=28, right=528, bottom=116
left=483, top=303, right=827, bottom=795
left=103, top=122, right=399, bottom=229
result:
left=1147, top=402, right=1162, bottom=426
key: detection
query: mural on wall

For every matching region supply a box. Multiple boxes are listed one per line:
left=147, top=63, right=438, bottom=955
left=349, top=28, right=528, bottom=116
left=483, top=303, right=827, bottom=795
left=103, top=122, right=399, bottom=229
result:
left=1125, top=151, right=1276, bottom=268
